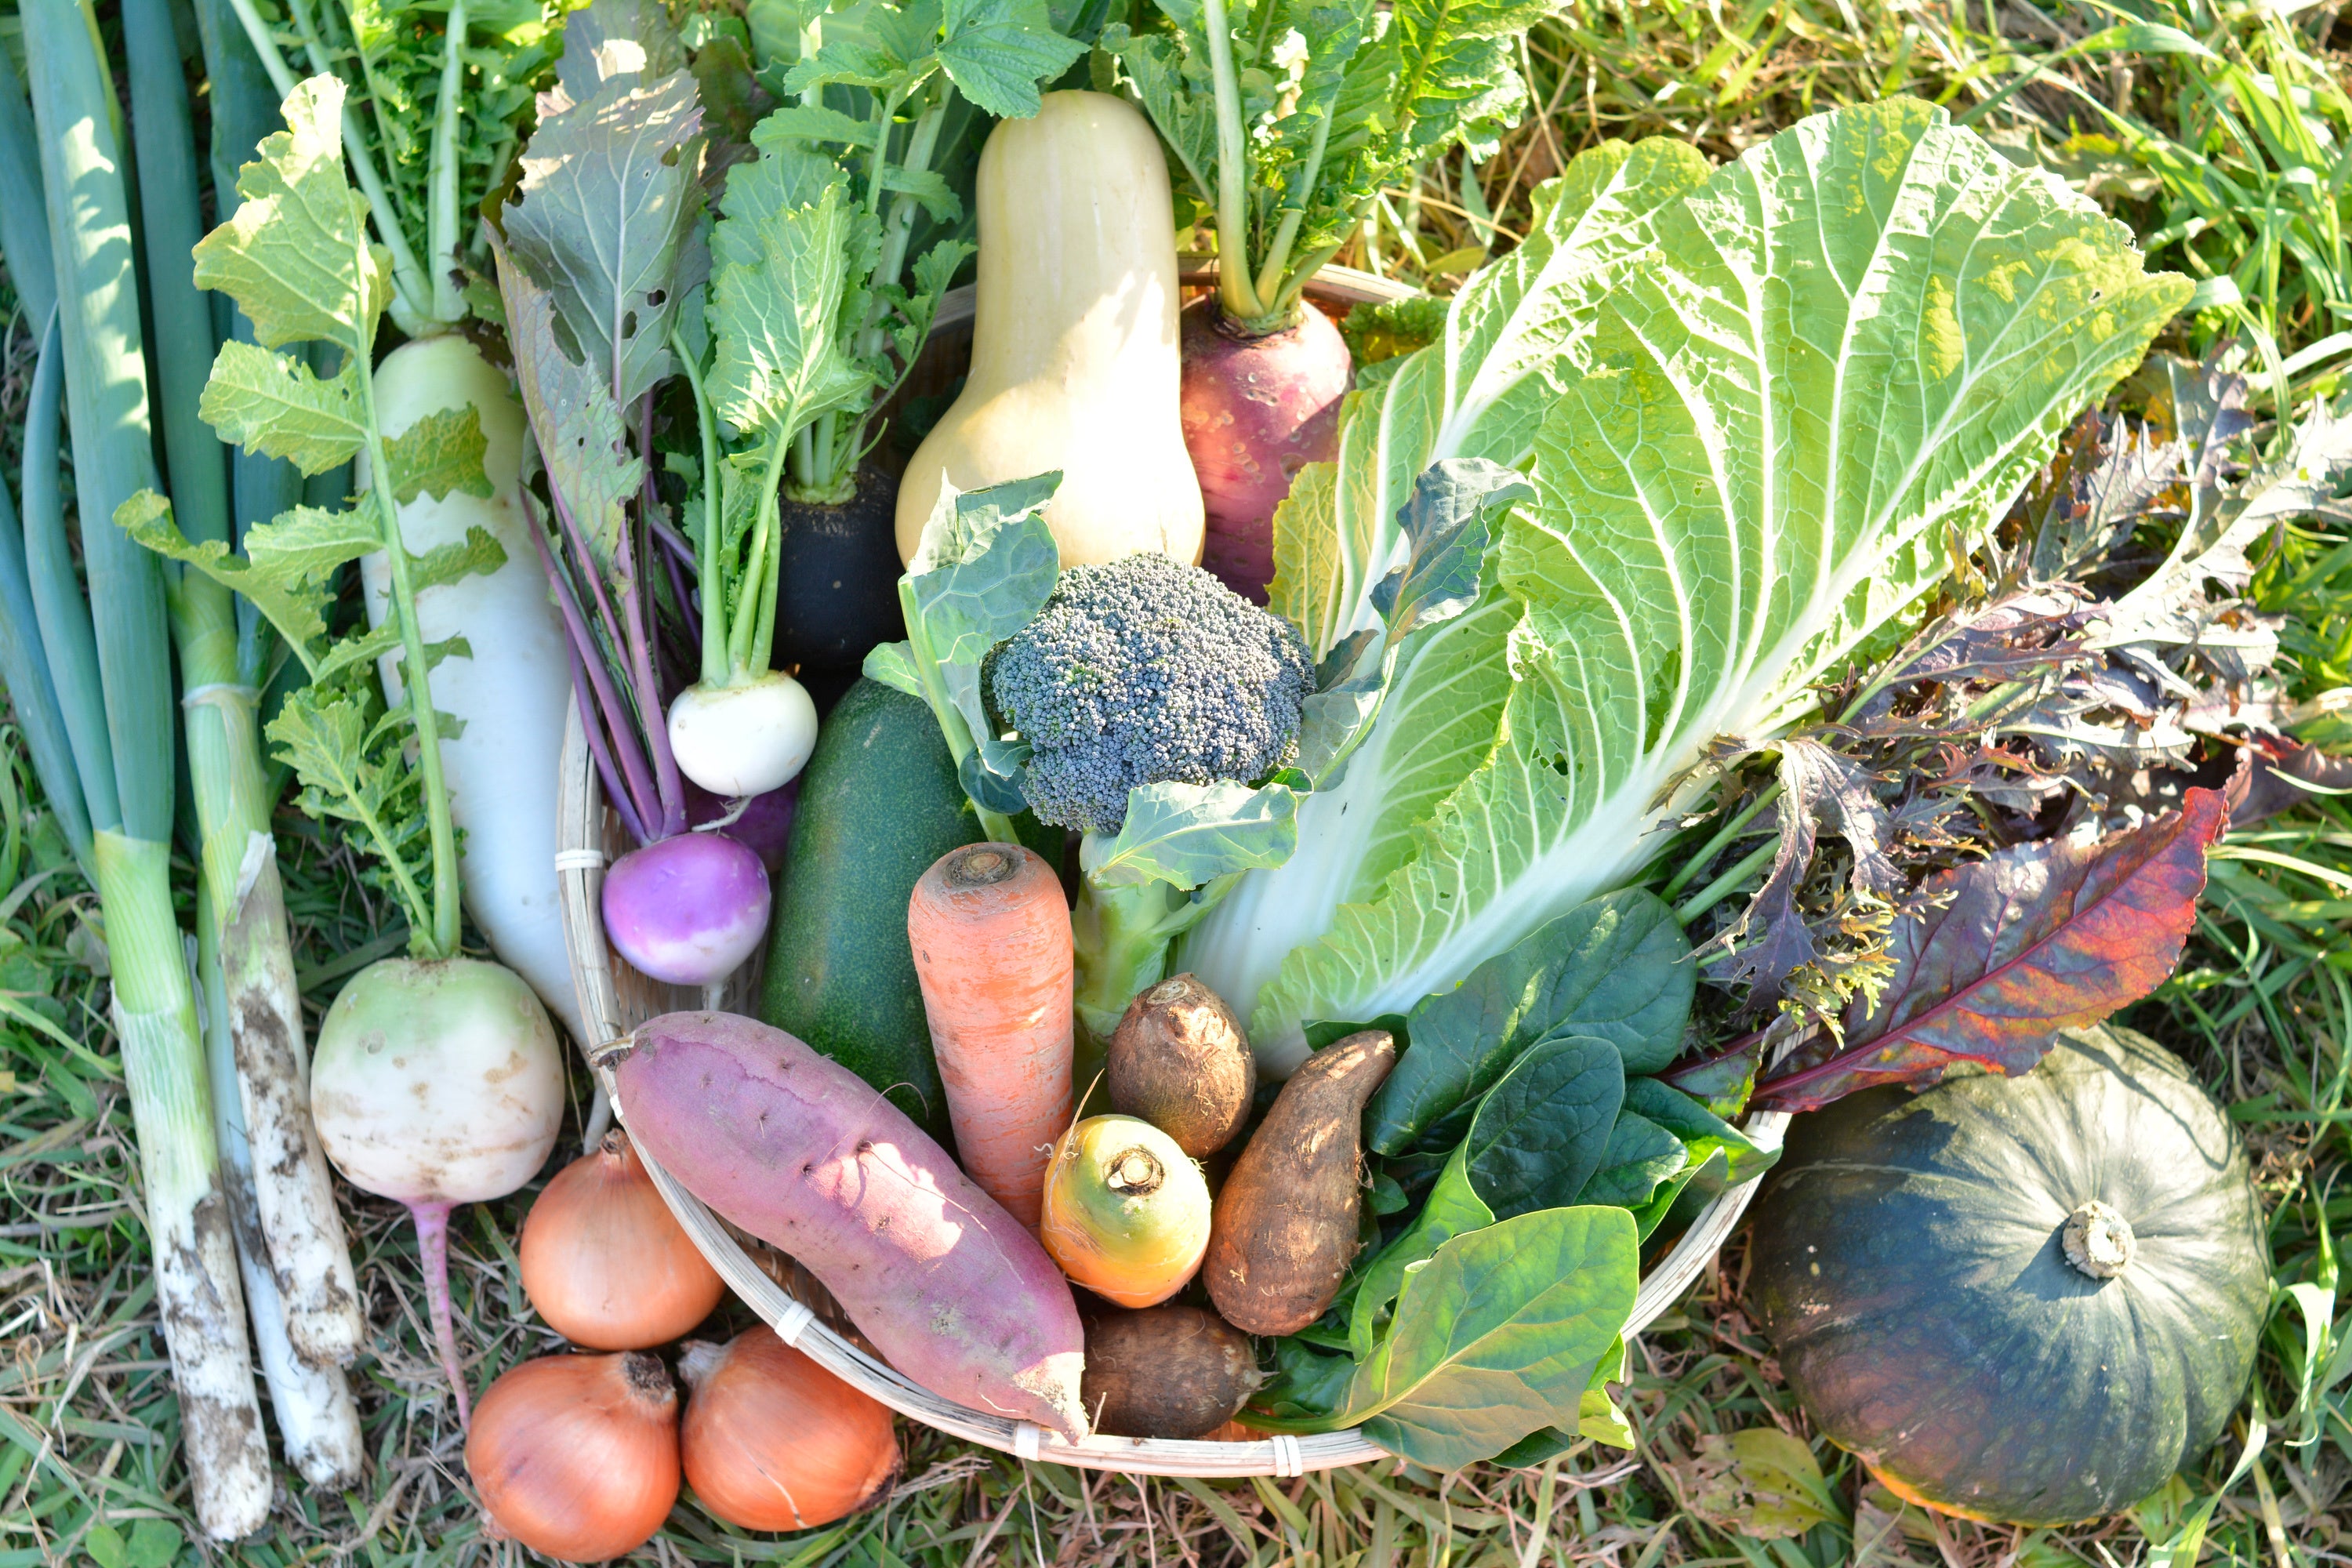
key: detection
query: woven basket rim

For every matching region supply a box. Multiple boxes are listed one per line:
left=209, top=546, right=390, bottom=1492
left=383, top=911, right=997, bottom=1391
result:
left=553, top=270, right=1791, bottom=1476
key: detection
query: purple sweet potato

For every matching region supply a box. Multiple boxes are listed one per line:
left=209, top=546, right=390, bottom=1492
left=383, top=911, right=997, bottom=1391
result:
left=608, top=1010, right=1089, bottom=1439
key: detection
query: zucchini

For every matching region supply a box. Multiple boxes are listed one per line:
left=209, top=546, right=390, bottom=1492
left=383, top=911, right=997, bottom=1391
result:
left=759, top=677, right=976, bottom=1143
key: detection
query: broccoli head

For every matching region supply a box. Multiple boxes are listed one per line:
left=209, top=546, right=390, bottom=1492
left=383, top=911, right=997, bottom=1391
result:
left=988, top=551, right=1315, bottom=835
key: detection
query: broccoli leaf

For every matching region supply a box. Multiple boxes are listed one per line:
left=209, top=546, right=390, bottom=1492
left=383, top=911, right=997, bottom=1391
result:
left=1082, top=779, right=1300, bottom=890
left=934, top=0, right=1084, bottom=118
left=866, top=472, right=1065, bottom=825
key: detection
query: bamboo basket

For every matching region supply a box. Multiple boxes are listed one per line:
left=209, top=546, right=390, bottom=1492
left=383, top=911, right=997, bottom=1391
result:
left=559, top=268, right=1792, bottom=1478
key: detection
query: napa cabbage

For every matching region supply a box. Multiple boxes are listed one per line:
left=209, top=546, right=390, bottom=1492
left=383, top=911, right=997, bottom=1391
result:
left=1183, top=98, right=2191, bottom=1071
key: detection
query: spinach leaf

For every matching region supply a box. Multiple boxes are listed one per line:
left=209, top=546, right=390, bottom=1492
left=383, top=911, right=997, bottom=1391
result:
left=1618, top=1076, right=1780, bottom=1238
left=1490, top=1338, right=1635, bottom=1465
left=1348, top=1208, right=1640, bottom=1472
left=1367, top=888, right=1691, bottom=1154
left=1349, top=1035, right=1621, bottom=1357
left=1574, top=1112, right=1688, bottom=1212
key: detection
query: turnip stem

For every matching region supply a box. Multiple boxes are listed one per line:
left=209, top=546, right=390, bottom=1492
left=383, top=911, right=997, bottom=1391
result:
left=1253, top=99, right=1334, bottom=318
left=407, top=1198, right=474, bottom=1427
left=426, top=0, right=469, bottom=325
left=674, top=325, right=729, bottom=691
left=612, top=425, right=681, bottom=836
left=731, top=439, right=790, bottom=680
left=522, top=476, right=656, bottom=842
left=1203, top=0, right=1267, bottom=325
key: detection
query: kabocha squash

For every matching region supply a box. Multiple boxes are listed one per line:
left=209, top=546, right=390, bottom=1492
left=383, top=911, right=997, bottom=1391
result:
left=1748, top=1025, right=2267, bottom=1526
left=895, top=91, right=1203, bottom=570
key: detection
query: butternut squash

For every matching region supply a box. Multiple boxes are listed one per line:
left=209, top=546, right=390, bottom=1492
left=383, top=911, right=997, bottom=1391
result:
left=895, top=92, right=1203, bottom=568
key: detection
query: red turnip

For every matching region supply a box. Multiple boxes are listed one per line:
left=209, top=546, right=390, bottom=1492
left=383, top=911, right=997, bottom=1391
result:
left=1181, top=296, right=1353, bottom=602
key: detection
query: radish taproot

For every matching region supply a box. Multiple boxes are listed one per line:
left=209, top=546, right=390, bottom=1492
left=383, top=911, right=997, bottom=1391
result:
left=607, top=1011, right=1091, bottom=1439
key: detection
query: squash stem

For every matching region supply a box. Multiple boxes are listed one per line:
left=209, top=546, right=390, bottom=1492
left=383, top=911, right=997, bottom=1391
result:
left=1202, top=0, right=1267, bottom=325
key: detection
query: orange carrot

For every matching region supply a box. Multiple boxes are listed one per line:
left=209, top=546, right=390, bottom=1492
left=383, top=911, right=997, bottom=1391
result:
left=908, top=844, right=1074, bottom=1227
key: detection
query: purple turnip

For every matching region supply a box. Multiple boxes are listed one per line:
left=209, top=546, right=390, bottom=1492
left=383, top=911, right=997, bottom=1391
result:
left=601, top=831, right=773, bottom=987
left=687, top=777, right=798, bottom=873
left=1181, top=296, right=1353, bottom=602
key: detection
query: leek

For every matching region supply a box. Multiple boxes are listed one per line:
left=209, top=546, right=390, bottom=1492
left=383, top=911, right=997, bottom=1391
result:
left=125, top=0, right=368, bottom=1396
left=0, top=0, right=272, bottom=1537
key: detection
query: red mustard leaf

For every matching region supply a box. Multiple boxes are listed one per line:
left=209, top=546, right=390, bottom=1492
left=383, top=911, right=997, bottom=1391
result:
left=1753, top=787, right=2227, bottom=1112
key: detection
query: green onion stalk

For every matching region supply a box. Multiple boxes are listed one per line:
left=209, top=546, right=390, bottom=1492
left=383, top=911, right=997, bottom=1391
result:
left=132, top=0, right=367, bottom=1367
left=0, top=0, right=270, bottom=1537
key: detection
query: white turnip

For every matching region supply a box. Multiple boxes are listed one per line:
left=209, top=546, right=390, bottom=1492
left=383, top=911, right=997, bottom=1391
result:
left=666, top=669, right=818, bottom=797
left=310, top=957, right=564, bottom=1421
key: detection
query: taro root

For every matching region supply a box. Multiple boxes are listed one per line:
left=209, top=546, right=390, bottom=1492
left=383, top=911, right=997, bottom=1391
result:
left=1081, top=1305, right=1261, bottom=1439
left=1204, top=1029, right=1396, bottom=1335
left=1106, top=974, right=1256, bottom=1156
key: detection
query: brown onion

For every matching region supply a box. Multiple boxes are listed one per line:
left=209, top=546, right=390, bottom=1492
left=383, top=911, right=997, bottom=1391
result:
left=680, top=1328, right=898, bottom=1531
left=520, top=1128, right=725, bottom=1348
left=466, top=1352, right=679, bottom=1561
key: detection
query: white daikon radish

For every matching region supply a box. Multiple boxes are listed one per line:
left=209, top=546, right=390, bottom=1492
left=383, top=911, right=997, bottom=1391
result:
left=360, top=335, right=580, bottom=1046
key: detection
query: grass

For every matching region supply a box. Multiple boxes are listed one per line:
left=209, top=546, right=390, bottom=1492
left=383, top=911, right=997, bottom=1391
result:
left=6, top=2, right=2352, bottom=1563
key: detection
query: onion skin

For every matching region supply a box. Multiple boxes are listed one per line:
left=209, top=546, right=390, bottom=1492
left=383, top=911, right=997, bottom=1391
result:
left=602, top=831, right=772, bottom=987
left=466, top=1352, right=680, bottom=1562
left=520, top=1130, right=727, bottom=1350
left=680, top=1329, right=898, bottom=1531
left=1180, top=298, right=1352, bottom=603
